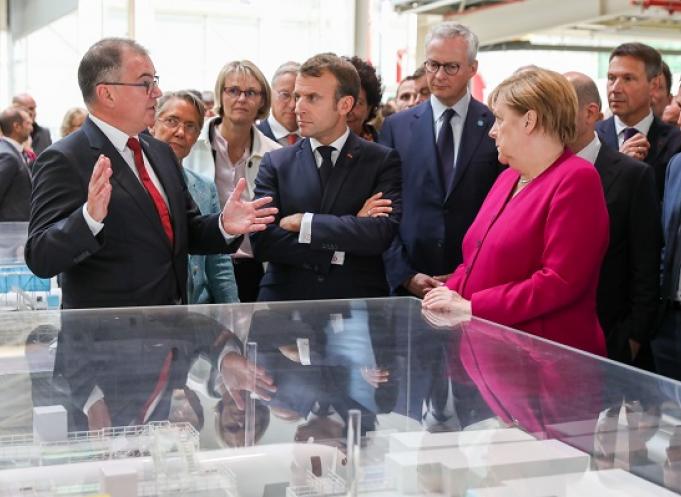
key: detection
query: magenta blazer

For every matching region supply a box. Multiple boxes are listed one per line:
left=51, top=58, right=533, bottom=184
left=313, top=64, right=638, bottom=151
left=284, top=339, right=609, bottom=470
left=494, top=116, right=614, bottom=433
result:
left=446, top=149, right=609, bottom=355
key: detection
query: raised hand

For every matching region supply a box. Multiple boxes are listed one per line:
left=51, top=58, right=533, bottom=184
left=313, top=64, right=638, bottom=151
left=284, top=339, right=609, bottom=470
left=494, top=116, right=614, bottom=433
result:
left=86, top=155, right=113, bottom=222
left=222, top=178, right=278, bottom=235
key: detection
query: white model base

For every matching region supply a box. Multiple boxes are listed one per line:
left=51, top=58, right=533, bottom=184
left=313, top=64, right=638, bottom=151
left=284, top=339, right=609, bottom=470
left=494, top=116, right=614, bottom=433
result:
left=100, top=465, right=138, bottom=497
left=32, top=405, right=67, bottom=443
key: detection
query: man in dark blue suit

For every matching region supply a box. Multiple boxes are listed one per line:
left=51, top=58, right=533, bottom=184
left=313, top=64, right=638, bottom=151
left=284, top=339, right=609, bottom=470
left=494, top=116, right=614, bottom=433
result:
left=379, top=22, right=502, bottom=297
left=251, top=53, right=401, bottom=301
left=596, top=42, right=681, bottom=198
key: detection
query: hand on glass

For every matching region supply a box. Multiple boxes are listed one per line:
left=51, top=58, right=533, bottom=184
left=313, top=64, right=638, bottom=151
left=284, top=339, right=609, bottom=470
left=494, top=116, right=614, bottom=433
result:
left=422, top=286, right=472, bottom=313
left=221, top=178, right=278, bottom=235
left=357, top=192, right=392, bottom=218
left=220, top=352, right=277, bottom=410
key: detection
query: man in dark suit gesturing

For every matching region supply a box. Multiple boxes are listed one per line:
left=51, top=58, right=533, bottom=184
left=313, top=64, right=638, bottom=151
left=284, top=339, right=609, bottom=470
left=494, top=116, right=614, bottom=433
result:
left=251, top=53, right=401, bottom=301
left=596, top=43, right=681, bottom=197
left=566, top=72, right=661, bottom=369
left=25, top=38, right=277, bottom=309
left=379, top=22, right=502, bottom=297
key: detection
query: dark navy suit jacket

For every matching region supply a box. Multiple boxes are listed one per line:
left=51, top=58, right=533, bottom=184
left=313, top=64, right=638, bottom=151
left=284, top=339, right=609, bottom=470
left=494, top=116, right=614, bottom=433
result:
left=251, top=132, right=401, bottom=301
left=379, top=98, right=502, bottom=292
left=25, top=117, right=238, bottom=309
left=596, top=115, right=681, bottom=198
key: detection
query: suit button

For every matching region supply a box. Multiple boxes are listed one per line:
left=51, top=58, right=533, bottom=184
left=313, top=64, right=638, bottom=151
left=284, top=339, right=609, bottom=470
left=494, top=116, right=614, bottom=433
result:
left=476, top=240, right=482, bottom=248
left=317, top=276, right=325, bottom=283
left=436, top=240, right=444, bottom=248
left=465, top=265, right=471, bottom=275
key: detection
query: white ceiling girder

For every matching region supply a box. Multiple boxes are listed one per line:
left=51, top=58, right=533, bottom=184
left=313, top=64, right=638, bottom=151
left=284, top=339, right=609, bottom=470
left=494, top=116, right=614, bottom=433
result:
left=438, top=0, right=641, bottom=45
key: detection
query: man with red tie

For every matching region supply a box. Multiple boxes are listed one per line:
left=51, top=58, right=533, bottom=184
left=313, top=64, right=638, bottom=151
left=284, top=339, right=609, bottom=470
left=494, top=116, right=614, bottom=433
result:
left=25, top=38, right=277, bottom=309
left=257, top=61, right=301, bottom=146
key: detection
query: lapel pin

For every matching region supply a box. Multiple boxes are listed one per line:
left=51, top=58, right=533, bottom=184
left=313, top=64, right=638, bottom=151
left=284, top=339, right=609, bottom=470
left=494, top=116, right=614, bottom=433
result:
left=477, top=119, right=484, bottom=127
left=347, top=153, right=353, bottom=159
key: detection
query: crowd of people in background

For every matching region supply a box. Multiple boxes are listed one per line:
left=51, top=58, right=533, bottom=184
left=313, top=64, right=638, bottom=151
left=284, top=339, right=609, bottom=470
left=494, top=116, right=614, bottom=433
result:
left=2, top=21, right=681, bottom=384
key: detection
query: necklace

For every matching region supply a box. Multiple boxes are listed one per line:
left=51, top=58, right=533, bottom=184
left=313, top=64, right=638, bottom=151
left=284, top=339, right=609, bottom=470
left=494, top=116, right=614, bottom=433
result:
left=518, top=176, right=532, bottom=186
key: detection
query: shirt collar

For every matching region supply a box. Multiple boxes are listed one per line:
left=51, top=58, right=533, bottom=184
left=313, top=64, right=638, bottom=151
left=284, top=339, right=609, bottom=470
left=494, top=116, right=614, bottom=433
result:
left=309, top=126, right=351, bottom=156
left=3, top=137, right=24, bottom=155
left=89, top=113, right=136, bottom=153
left=575, top=132, right=601, bottom=165
left=430, top=90, right=471, bottom=124
left=614, top=110, right=654, bottom=138
left=267, top=115, right=296, bottom=140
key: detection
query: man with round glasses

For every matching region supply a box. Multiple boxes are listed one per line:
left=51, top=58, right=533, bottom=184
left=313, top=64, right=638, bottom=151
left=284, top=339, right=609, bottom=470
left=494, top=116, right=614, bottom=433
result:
left=379, top=22, right=502, bottom=299
left=257, top=61, right=301, bottom=146
left=25, top=38, right=277, bottom=309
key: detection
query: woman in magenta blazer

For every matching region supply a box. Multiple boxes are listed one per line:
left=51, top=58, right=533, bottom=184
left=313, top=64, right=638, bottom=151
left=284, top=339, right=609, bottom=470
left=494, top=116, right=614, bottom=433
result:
left=423, top=68, right=609, bottom=356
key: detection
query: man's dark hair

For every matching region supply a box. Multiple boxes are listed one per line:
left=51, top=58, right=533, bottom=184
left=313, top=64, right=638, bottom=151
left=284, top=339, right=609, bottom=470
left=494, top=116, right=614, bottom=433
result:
left=610, top=42, right=662, bottom=81
left=344, top=56, right=383, bottom=121
left=0, top=107, right=26, bottom=136
left=299, top=53, right=360, bottom=104
left=661, top=60, right=672, bottom=95
left=78, top=37, right=149, bottom=104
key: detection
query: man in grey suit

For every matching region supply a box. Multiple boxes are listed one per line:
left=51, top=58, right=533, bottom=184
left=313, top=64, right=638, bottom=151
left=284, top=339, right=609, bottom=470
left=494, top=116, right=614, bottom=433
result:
left=0, top=107, right=33, bottom=221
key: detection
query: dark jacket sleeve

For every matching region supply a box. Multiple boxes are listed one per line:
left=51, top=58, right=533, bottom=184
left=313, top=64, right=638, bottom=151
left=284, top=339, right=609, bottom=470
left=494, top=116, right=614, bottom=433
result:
left=250, top=152, right=334, bottom=270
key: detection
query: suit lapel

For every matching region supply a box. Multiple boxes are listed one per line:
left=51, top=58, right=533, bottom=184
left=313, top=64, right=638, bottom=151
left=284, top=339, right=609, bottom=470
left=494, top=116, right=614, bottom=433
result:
left=593, top=142, right=624, bottom=198
left=407, top=103, right=444, bottom=199
left=320, top=133, right=361, bottom=213
left=598, top=118, right=619, bottom=151
left=448, top=99, right=492, bottom=200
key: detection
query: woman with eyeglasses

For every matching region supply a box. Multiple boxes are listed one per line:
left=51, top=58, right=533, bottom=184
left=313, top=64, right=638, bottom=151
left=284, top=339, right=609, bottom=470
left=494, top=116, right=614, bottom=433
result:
left=184, top=60, right=281, bottom=302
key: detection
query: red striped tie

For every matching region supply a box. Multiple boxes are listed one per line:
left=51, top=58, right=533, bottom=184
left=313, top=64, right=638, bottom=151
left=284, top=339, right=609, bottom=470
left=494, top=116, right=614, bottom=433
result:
left=127, top=137, right=174, bottom=245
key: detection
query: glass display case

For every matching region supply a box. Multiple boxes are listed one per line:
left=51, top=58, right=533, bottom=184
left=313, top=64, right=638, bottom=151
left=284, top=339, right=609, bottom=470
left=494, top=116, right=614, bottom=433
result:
left=0, top=297, right=679, bottom=496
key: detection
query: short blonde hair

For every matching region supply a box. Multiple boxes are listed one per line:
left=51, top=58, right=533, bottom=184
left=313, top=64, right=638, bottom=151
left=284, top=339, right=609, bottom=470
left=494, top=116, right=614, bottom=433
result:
left=488, top=67, right=577, bottom=145
left=213, top=60, right=271, bottom=121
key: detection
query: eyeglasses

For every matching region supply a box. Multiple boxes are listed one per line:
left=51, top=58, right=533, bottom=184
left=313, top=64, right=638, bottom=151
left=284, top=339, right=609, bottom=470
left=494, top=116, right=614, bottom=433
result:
left=158, top=116, right=200, bottom=135
left=97, top=75, right=160, bottom=95
left=424, top=60, right=461, bottom=77
left=223, top=86, right=263, bottom=100
left=275, top=90, right=293, bottom=102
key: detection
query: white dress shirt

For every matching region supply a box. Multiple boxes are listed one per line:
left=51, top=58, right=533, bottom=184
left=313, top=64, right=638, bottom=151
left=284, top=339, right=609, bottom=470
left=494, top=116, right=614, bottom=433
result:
left=430, top=91, right=471, bottom=166
left=298, top=127, right=351, bottom=266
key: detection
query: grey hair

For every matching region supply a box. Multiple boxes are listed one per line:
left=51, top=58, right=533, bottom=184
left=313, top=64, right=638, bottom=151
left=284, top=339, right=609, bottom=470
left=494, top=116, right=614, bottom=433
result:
left=271, top=61, right=301, bottom=86
left=425, top=22, right=479, bottom=63
left=156, top=90, right=205, bottom=130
